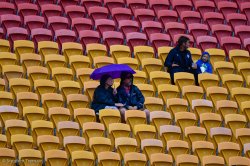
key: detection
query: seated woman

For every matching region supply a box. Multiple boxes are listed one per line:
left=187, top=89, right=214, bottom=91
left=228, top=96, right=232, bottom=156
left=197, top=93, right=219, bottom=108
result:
left=117, top=72, right=150, bottom=122
left=91, top=74, right=118, bottom=116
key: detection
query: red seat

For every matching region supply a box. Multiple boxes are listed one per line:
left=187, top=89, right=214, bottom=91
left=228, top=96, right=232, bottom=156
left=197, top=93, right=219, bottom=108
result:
left=134, top=9, right=155, bottom=25
left=172, top=0, right=193, bottom=16
left=31, top=28, right=53, bottom=44
left=55, top=29, right=77, bottom=48
left=240, top=2, right=250, bottom=21
left=197, top=36, right=218, bottom=51
left=157, top=10, right=178, bottom=27
left=64, top=5, right=86, bottom=21
left=0, top=28, right=3, bottom=39
left=194, top=1, right=215, bottom=17
left=58, top=0, right=78, bottom=9
left=88, top=6, right=109, bottom=21
left=181, top=11, right=201, bottom=26
left=111, top=7, right=132, bottom=24
left=217, top=1, right=238, bottom=18
left=118, top=20, right=140, bottom=37
left=37, top=0, right=54, bottom=7
left=41, top=4, right=62, bottom=20
left=95, top=19, right=116, bottom=35
left=81, top=0, right=102, bottom=11
left=188, top=23, right=209, bottom=41
left=17, top=3, right=38, bottom=18
left=79, top=30, right=101, bottom=48
left=173, top=34, right=194, bottom=47
left=103, top=31, right=124, bottom=48
left=236, top=0, right=248, bottom=7
left=24, top=15, right=45, bottom=32
left=126, top=32, right=147, bottom=50
left=211, top=24, right=232, bottom=43
left=226, top=13, right=247, bottom=30
left=141, top=21, right=162, bottom=38
left=71, top=18, right=93, bottom=35
left=149, top=33, right=171, bottom=51
left=0, top=14, right=21, bottom=33
left=220, top=36, right=241, bottom=55
left=148, top=0, right=170, bottom=15
left=7, top=27, right=28, bottom=44
left=14, top=0, right=31, bottom=6
left=244, top=38, right=250, bottom=52
left=126, top=0, right=147, bottom=14
left=164, top=22, right=186, bottom=40
left=235, top=25, right=250, bottom=43
left=0, top=2, right=15, bottom=16
left=104, top=0, right=125, bottom=13
left=204, top=12, right=224, bottom=29
left=48, top=16, right=69, bottom=33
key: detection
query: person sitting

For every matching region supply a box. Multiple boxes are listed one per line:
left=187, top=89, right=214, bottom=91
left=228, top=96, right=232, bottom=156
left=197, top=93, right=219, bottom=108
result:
left=117, top=72, right=150, bottom=122
left=164, top=36, right=199, bottom=85
left=91, top=74, right=118, bottom=116
left=196, top=52, right=213, bottom=74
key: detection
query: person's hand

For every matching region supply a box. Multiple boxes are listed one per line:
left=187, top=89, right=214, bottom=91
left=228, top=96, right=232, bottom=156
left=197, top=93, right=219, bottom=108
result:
left=172, top=63, right=179, bottom=67
left=115, top=103, right=124, bottom=107
left=128, top=106, right=134, bottom=110
left=113, top=88, right=117, bottom=95
left=192, top=63, right=197, bottom=69
left=133, top=106, right=138, bottom=110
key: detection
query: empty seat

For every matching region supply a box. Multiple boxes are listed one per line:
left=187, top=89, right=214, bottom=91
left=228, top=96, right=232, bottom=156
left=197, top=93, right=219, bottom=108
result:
left=0, top=2, right=15, bottom=16
left=11, top=134, right=33, bottom=155
left=149, top=33, right=171, bottom=51
left=81, top=0, right=102, bottom=11
left=2, top=65, right=23, bottom=83
left=103, top=31, right=124, bottom=48
left=48, top=16, right=69, bottom=34
left=231, top=87, right=250, bottom=110
left=133, top=70, right=147, bottom=84
left=181, top=11, right=201, bottom=26
left=192, top=141, right=215, bottom=162
left=126, top=0, right=147, bottom=14
left=225, top=114, right=247, bottom=140
left=74, top=108, right=96, bottom=128
left=188, top=23, right=209, bottom=42
left=88, top=6, right=109, bottom=21
left=150, top=153, right=173, bottom=166
left=58, top=80, right=80, bottom=99
left=167, top=98, right=188, bottom=117
left=241, top=2, right=250, bottom=22
left=216, top=100, right=238, bottom=120
left=229, top=156, right=250, bottom=166
left=244, top=143, right=250, bottom=158
left=136, top=84, right=154, bottom=98
left=27, top=66, right=49, bottom=85
left=164, top=22, right=186, bottom=40
left=5, top=119, right=27, bottom=145
left=204, top=12, right=224, bottom=29
left=192, top=99, right=213, bottom=117
left=185, top=126, right=207, bottom=145
left=0, top=91, right=14, bottom=106
left=89, top=137, right=111, bottom=157
left=203, top=155, right=225, bottom=166
left=172, top=0, right=193, bottom=16
left=115, top=137, right=137, bottom=160
left=79, top=30, right=101, bottom=48
left=86, top=43, right=107, bottom=62
left=150, top=71, right=170, bottom=91
left=76, top=68, right=94, bottom=87
left=104, top=0, right=125, bottom=13
left=65, top=5, right=86, bottom=21
left=167, top=140, right=189, bottom=161
left=0, top=106, right=19, bottom=127
left=144, top=97, right=164, bottom=111
left=83, top=81, right=100, bottom=101
left=31, top=28, right=53, bottom=45
left=158, top=84, right=179, bottom=105
left=218, top=142, right=240, bottom=165
left=125, top=110, right=146, bottom=131
left=24, top=15, right=45, bottom=33
left=55, top=29, right=76, bottom=48
left=176, top=154, right=198, bottom=166
left=241, top=101, right=250, bottom=122
left=222, top=74, right=243, bottom=93
left=0, top=14, right=21, bottom=32
left=109, top=123, right=130, bottom=148
left=236, top=128, right=250, bottom=149
left=126, top=32, right=147, bottom=50
left=0, top=148, right=15, bottom=165
left=124, top=152, right=147, bottom=166
left=175, top=112, right=197, bottom=133
left=150, top=111, right=171, bottom=136
left=111, top=7, right=132, bottom=24
left=229, top=50, right=249, bottom=68
left=20, top=53, right=42, bottom=72
left=52, top=67, right=73, bottom=85
left=211, top=24, right=232, bottom=43
left=41, top=4, right=62, bottom=20
left=206, top=86, right=228, bottom=106
left=45, top=150, right=68, bottom=166
left=71, top=150, right=94, bottom=166
left=67, top=94, right=89, bottom=115
left=119, top=20, right=140, bottom=37
left=17, top=3, right=38, bottom=18
left=217, top=1, right=238, bottom=18
left=244, top=38, right=250, bottom=52
left=214, top=61, right=235, bottom=80
left=0, top=39, right=10, bottom=52
left=210, top=127, right=232, bottom=147
left=141, top=139, right=163, bottom=160
left=220, top=37, right=242, bottom=55
left=69, top=56, right=90, bottom=74
left=134, top=9, right=155, bottom=25
left=197, top=36, right=218, bottom=51
left=227, top=13, right=247, bottom=31
left=71, top=18, right=93, bottom=36
left=149, top=0, right=170, bottom=14
left=110, top=45, right=131, bottom=62
left=9, top=78, right=31, bottom=98
left=98, top=152, right=120, bottom=166
left=174, top=72, right=195, bottom=91
left=194, top=1, right=216, bottom=17
left=157, top=10, right=178, bottom=26
left=99, top=109, right=121, bottom=130
left=14, top=40, right=34, bottom=60
left=18, top=149, right=42, bottom=166
left=7, top=27, right=28, bottom=44
left=16, top=92, right=39, bottom=115
left=134, top=46, right=154, bottom=64
left=142, top=21, right=163, bottom=39
left=95, top=19, right=116, bottom=35
left=141, top=58, right=162, bottom=77
left=48, top=107, right=70, bottom=128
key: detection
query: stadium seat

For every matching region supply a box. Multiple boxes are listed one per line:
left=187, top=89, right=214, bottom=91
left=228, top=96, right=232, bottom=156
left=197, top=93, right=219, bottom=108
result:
left=173, top=34, right=195, bottom=47
left=0, top=2, right=15, bottom=16
left=144, top=97, right=164, bottom=111
left=157, top=9, right=178, bottom=27
left=172, top=0, right=193, bottom=16
left=83, top=81, right=100, bottom=101
left=149, top=33, right=171, bottom=51
left=244, top=38, right=250, bottom=52
left=174, top=72, right=195, bottom=91
left=0, top=106, right=19, bottom=127
left=111, top=7, right=132, bottom=24
left=226, top=13, right=247, bottom=31
left=167, top=140, right=189, bottom=161
left=99, top=109, right=121, bottom=130
left=229, top=156, right=250, bottom=166
left=150, top=71, right=170, bottom=91
left=185, top=126, right=207, bottom=145
left=117, top=58, right=139, bottom=71
left=220, top=37, right=242, bottom=55
left=235, top=25, right=250, bottom=43
left=118, top=20, right=140, bottom=37
left=17, top=3, right=38, bottom=18
left=135, top=84, right=154, bottom=98
left=45, top=54, right=66, bottom=73
left=126, top=32, right=147, bottom=50
left=125, top=110, right=146, bottom=130
left=0, top=91, right=14, bottom=106
left=31, top=28, right=53, bottom=45
left=18, top=149, right=42, bottom=166
left=108, top=123, right=130, bottom=148
left=202, top=155, right=225, bottom=166
left=164, top=22, right=186, bottom=40
left=192, top=99, right=213, bottom=118
left=45, top=150, right=68, bottom=166
left=149, top=0, right=170, bottom=15
left=62, top=42, right=83, bottom=59
left=205, top=48, right=226, bottom=66
left=181, top=11, right=202, bottom=26
left=167, top=98, right=188, bottom=117
left=150, top=153, right=173, bottom=166
left=217, top=1, right=238, bottom=18
left=23, top=106, right=45, bottom=127
left=104, top=0, right=125, bottom=13
left=76, top=68, right=93, bottom=87
left=37, top=0, right=54, bottom=6
left=206, top=86, right=228, bottom=106
left=236, top=128, right=250, bottom=149
left=218, top=142, right=240, bottom=165
left=241, top=101, right=250, bottom=122
left=160, top=125, right=181, bottom=149
left=2, top=65, right=23, bottom=83
left=41, top=4, right=62, bottom=20
left=98, top=152, right=120, bottom=166
left=67, top=94, right=89, bottom=115
left=24, top=15, right=45, bottom=32
left=210, top=127, right=232, bottom=147
left=142, top=21, right=162, bottom=39
left=222, top=74, right=243, bottom=93
left=214, top=61, right=235, bottom=80
left=14, top=40, right=34, bottom=60
left=216, top=100, right=238, bottom=120
left=55, top=29, right=76, bottom=48
left=0, top=39, right=10, bottom=52
left=79, top=30, right=101, bottom=48
left=95, top=19, right=116, bottom=35
left=225, top=114, right=247, bottom=140
left=211, top=24, right=232, bottom=43
left=157, top=46, right=173, bottom=64
left=86, top=43, right=107, bottom=62
left=48, top=16, right=69, bottom=33
left=59, top=80, right=80, bottom=100
left=110, top=45, right=130, bottom=62
left=229, top=49, right=249, bottom=68
left=204, top=12, right=224, bottom=29
left=133, top=124, right=156, bottom=148
left=27, top=67, right=49, bottom=86
left=231, top=87, right=250, bottom=110
left=126, top=0, right=147, bottom=14
left=94, top=56, right=113, bottom=68
left=176, top=154, right=198, bottom=166
left=194, top=0, right=216, bottom=17
left=103, top=31, right=124, bottom=48
left=134, top=46, right=154, bottom=65
left=20, top=53, right=42, bottom=72
left=64, top=5, right=86, bottom=21
left=158, top=84, right=179, bottom=105
left=52, top=67, right=73, bottom=86
left=16, top=92, right=39, bottom=115
left=71, top=18, right=93, bottom=36
left=38, top=41, right=59, bottom=59
left=175, top=112, right=197, bottom=133
left=88, top=6, right=109, bottom=21
left=48, top=107, right=71, bottom=128
left=89, top=137, right=111, bottom=158
left=244, top=143, right=250, bottom=158
left=240, top=2, right=250, bottom=21
left=74, top=108, right=96, bottom=128
left=150, top=111, right=171, bottom=136
left=192, top=141, right=215, bottom=162
left=5, top=119, right=27, bottom=145
left=81, top=0, right=102, bottom=11
left=0, top=52, right=17, bottom=72
left=141, top=139, right=163, bottom=160
left=132, top=70, right=146, bottom=84
left=7, top=27, right=29, bottom=45
left=188, top=23, right=209, bottom=42
left=182, top=85, right=204, bottom=106
left=115, top=137, right=137, bottom=160
left=124, top=152, right=147, bottom=166
left=134, top=9, right=155, bottom=25
left=0, top=14, right=21, bottom=33
left=71, top=151, right=94, bottom=166
left=69, top=56, right=90, bottom=74
left=141, top=58, right=162, bottom=77
left=11, top=134, right=33, bottom=155
left=197, top=36, right=218, bottom=51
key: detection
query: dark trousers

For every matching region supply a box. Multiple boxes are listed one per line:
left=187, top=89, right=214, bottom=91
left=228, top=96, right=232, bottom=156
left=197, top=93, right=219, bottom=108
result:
left=169, top=67, right=199, bottom=86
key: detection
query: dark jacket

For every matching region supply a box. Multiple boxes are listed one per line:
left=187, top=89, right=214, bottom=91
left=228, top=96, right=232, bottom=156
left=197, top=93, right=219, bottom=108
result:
left=117, top=85, right=145, bottom=109
left=164, top=46, right=193, bottom=72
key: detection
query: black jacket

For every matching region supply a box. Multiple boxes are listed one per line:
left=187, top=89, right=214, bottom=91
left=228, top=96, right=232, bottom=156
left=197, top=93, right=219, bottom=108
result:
left=117, top=85, right=144, bottom=110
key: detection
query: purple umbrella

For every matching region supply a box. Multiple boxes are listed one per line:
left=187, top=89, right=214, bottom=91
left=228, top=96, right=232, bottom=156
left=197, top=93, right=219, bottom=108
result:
left=90, top=64, right=136, bottom=80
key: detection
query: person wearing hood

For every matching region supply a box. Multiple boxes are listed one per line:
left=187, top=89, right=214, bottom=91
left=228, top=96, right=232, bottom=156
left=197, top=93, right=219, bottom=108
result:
left=91, top=74, right=118, bottom=115
left=117, top=72, right=150, bottom=122
left=196, top=52, right=213, bottom=74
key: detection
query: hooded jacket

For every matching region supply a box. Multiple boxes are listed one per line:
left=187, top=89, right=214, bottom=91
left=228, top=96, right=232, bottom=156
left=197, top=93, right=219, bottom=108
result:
left=196, top=52, right=213, bottom=74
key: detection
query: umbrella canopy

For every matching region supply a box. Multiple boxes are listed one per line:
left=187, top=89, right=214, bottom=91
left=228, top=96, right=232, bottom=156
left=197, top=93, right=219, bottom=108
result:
left=90, top=64, right=136, bottom=80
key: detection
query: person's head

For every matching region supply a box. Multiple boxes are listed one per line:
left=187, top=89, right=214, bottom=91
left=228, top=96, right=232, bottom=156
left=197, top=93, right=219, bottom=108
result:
left=100, top=74, right=113, bottom=88
left=201, top=52, right=210, bottom=63
left=178, top=36, right=190, bottom=51
left=120, top=72, right=133, bottom=87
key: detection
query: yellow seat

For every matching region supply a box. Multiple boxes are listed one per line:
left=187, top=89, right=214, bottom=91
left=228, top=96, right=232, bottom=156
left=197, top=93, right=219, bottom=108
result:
left=241, top=101, right=250, bottom=122
left=11, top=134, right=33, bottom=155
left=150, top=111, right=171, bottom=136
left=27, top=66, right=49, bottom=85
left=236, top=128, right=250, bottom=150
left=167, top=98, right=188, bottom=117
left=98, top=151, right=120, bottom=166
left=210, top=127, right=232, bottom=148
left=48, top=107, right=70, bottom=128
left=115, top=137, right=137, bottom=160
left=93, top=56, right=114, bottom=68
left=150, top=71, right=171, bottom=91
left=216, top=100, right=238, bottom=120
left=99, top=109, right=121, bottom=130
left=160, top=125, right=181, bottom=149
left=71, top=151, right=94, bottom=166
left=18, top=149, right=42, bottom=166
left=135, top=84, right=155, bottom=97
left=0, top=148, right=16, bottom=166
left=67, top=94, right=89, bottom=115
left=192, top=141, right=215, bottom=163
left=158, top=84, right=179, bottom=105
left=198, top=73, right=219, bottom=91
left=206, top=86, right=228, bottom=106
left=141, top=58, right=163, bottom=77
left=222, top=74, right=243, bottom=93
left=83, top=81, right=100, bottom=101
left=157, top=46, right=173, bottom=64
left=175, top=112, right=197, bottom=133
left=59, top=80, right=81, bottom=99
left=38, top=41, right=59, bottom=61
left=237, top=62, right=250, bottom=82
left=176, top=154, right=198, bottom=166
left=117, top=57, right=139, bottom=70
left=167, top=140, right=189, bottom=161
left=76, top=68, right=94, bottom=88
left=69, top=55, right=91, bottom=75
left=218, top=142, right=240, bottom=165
left=109, top=123, right=131, bottom=149
left=45, top=150, right=68, bottom=166
left=14, top=40, right=34, bottom=60
left=144, top=97, right=164, bottom=111
left=110, top=45, right=131, bottom=62
left=134, top=46, right=154, bottom=65
left=34, top=79, right=56, bottom=97
left=82, top=122, right=105, bottom=150
left=16, top=92, right=39, bottom=116
left=214, top=61, right=235, bottom=80
left=133, top=124, right=156, bottom=148
left=125, top=110, right=146, bottom=131
left=0, top=134, right=7, bottom=148
left=41, top=93, right=64, bottom=118
left=0, top=52, right=17, bottom=72
left=244, top=143, right=250, bottom=158
left=133, top=70, right=147, bottom=84
left=86, top=43, right=107, bottom=62
left=124, top=152, right=147, bottom=166
left=141, top=139, right=163, bottom=160
left=5, top=120, right=28, bottom=145
left=0, top=78, right=5, bottom=91
left=64, top=136, right=86, bottom=158
left=62, top=42, right=83, bottom=62
left=184, top=126, right=207, bottom=145
left=52, top=67, right=73, bottom=86
left=9, top=78, right=31, bottom=99
left=0, top=106, right=19, bottom=127
left=229, top=156, right=250, bottom=166
left=229, top=49, right=249, bottom=68
left=2, top=65, right=23, bottom=82
left=182, top=85, right=204, bottom=106
left=205, top=48, right=226, bottom=66
left=89, top=137, right=111, bottom=158
left=150, top=153, right=173, bottom=166
left=174, top=72, right=195, bottom=91
left=45, top=54, right=66, bottom=73
left=231, top=87, right=250, bottom=110
left=20, top=53, right=42, bottom=72
left=0, top=91, right=13, bottom=106
left=202, top=155, right=225, bottom=166
left=192, top=99, right=213, bottom=118
left=37, top=135, right=60, bottom=157
left=188, top=47, right=201, bottom=62
left=23, top=106, right=45, bottom=128
left=0, top=39, right=10, bottom=52
left=74, top=108, right=96, bottom=129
